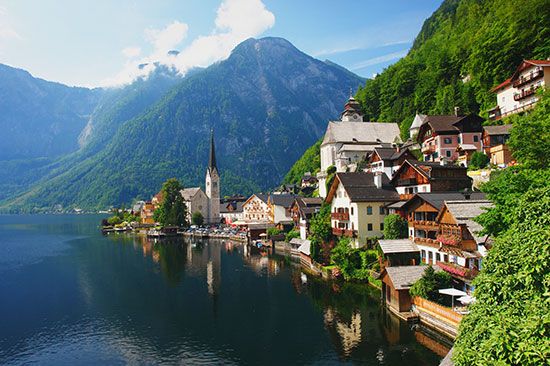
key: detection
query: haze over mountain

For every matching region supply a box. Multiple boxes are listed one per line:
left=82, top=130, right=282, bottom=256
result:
left=1, top=37, right=364, bottom=212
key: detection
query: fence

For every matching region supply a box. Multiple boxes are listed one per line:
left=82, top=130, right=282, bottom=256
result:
left=413, top=297, right=463, bottom=327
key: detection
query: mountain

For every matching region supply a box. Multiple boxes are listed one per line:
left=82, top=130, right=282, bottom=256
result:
left=283, top=0, right=550, bottom=183
left=0, top=64, right=102, bottom=160
left=355, top=0, right=550, bottom=139
left=0, top=65, right=182, bottom=203
left=2, top=37, right=364, bottom=212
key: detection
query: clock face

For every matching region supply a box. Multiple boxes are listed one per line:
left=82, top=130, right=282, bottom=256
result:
left=353, top=114, right=358, bottom=119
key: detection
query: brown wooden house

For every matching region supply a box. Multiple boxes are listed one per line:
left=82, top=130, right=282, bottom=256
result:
left=381, top=266, right=437, bottom=313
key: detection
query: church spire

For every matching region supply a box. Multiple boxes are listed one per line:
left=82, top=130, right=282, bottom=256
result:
left=208, top=128, right=217, bottom=173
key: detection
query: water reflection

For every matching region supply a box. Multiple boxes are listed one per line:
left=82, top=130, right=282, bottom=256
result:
left=104, top=234, right=451, bottom=364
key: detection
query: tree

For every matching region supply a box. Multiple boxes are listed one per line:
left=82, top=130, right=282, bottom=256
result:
left=468, top=151, right=489, bottom=170
left=453, top=186, right=550, bottom=365
left=285, top=229, right=300, bottom=242
left=191, top=211, right=204, bottom=226
left=409, top=265, right=452, bottom=302
left=383, top=214, right=408, bottom=239
left=267, top=227, right=282, bottom=237
left=308, top=203, right=333, bottom=263
left=154, top=178, right=187, bottom=227
left=507, top=89, right=550, bottom=169
left=330, top=237, right=379, bottom=281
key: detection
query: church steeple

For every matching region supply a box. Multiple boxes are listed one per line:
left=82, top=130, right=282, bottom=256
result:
left=208, top=129, right=217, bottom=173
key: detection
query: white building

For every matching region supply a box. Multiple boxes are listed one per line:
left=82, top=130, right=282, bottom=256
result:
left=409, top=113, right=427, bottom=139
left=489, top=59, right=550, bottom=121
left=317, top=96, right=401, bottom=198
left=242, top=194, right=270, bottom=223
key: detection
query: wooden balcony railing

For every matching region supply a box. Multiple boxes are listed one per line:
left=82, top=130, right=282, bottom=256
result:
left=422, top=144, right=436, bottom=154
left=412, top=220, right=439, bottom=231
left=332, top=227, right=356, bottom=237
left=414, top=237, right=439, bottom=247
left=512, top=69, right=543, bottom=88
left=399, top=193, right=415, bottom=200
left=514, top=87, right=538, bottom=101
left=331, top=212, right=350, bottom=221
left=397, top=178, right=417, bottom=186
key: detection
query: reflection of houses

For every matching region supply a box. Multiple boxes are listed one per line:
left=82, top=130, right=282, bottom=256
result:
left=290, top=197, right=323, bottom=240
left=324, top=308, right=362, bottom=356
left=416, top=113, right=484, bottom=163
left=390, top=160, right=472, bottom=200
left=326, top=172, right=399, bottom=248
left=317, top=96, right=400, bottom=198
left=488, top=59, right=550, bottom=121
left=482, top=124, right=513, bottom=167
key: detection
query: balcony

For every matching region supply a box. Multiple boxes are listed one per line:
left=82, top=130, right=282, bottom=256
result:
left=331, top=212, right=350, bottom=221
left=400, top=193, right=415, bottom=200
left=514, top=87, right=538, bottom=101
left=436, top=234, right=462, bottom=247
left=414, top=237, right=439, bottom=247
left=332, top=227, right=356, bottom=237
left=422, top=144, right=436, bottom=154
left=512, top=69, right=543, bottom=88
left=436, top=261, right=479, bottom=280
left=397, top=178, right=417, bottom=186
left=412, top=220, right=439, bottom=231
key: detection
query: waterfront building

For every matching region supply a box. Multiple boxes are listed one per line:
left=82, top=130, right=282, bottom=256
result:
left=180, top=187, right=208, bottom=224
left=242, top=194, right=270, bottom=222
left=219, top=200, right=244, bottom=224
left=378, top=239, right=420, bottom=267
left=326, top=172, right=399, bottom=248
left=416, top=112, right=484, bottom=163
left=290, top=197, right=323, bottom=240
left=267, top=194, right=297, bottom=230
left=389, top=160, right=472, bottom=200
left=317, top=96, right=400, bottom=198
left=488, top=59, right=550, bottom=121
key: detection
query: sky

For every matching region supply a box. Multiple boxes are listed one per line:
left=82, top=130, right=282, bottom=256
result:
left=0, top=0, right=443, bottom=87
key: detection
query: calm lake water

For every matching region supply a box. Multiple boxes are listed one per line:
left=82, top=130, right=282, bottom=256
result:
left=0, top=215, right=450, bottom=365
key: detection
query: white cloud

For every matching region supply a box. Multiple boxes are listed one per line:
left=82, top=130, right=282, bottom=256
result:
left=0, top=6, right=22, bottom=42
left=350, top=50, right=408, bottom=71
left=122, top=46, right=141, bottom=58
left=102, top=0, right=275, bottom=87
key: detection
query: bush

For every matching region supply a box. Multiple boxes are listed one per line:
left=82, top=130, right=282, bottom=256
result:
left=107, top=216, right=122, bottom=225
left=267, top=227, right=282, bottom=237
left=409, top=265, right=452, bottom=302
left=191, top=211, right=204, bottom=226
left=285, top=229, right=300, bottom=242
left=331, top=238, right=380, bottom=281
left=383, top=214, right=408, bottom=239
left=469, top=151, right=489, bottom=170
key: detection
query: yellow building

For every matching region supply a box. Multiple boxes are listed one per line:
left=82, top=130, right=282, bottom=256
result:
left=326, top=172, right=400, bottom=248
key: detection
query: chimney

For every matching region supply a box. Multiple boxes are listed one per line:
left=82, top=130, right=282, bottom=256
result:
left=374, top=172, right=383, bottom=189
left=454, top=106, right=461, bottom=116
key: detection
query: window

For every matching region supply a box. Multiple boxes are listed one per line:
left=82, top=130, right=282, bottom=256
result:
left=436, top=253, right=441, bottom=262
left=380, top=223, right=384, bottom=231
left=379, top=206, right=385, bottom=215
left=446, top=150, right=451, bottom=157
left=367, top=223, right=373, bottom=231
left=473, top=135, right=479, bottom=142
left=367, top=206, right=372, bottom=215
left=444, top=137, right=452, bottom=144
left=351, top=207, right=354, bottom=215
left=457, top=136, right=461, bottom=144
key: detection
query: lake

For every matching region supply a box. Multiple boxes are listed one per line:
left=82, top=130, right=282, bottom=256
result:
left=0, top=215, right=450, bottom=365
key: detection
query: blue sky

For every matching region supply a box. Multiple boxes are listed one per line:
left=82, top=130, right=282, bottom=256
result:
left=0, top=0, right=442, bottom=87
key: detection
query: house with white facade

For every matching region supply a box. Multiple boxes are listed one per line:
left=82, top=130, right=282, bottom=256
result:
left=489, top=59, right=550, bottom=121
left=326, top=172, right=400, bottom=248
left=317, top=96, right=401, bottom=198
left=367, top=146, right=417, bottom=179
left=268, top=194, right=297, bottom=230
left=242, top=194, right=270, bottom=223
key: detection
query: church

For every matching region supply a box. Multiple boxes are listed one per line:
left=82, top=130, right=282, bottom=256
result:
left=181, top=130, right=221, bottom=224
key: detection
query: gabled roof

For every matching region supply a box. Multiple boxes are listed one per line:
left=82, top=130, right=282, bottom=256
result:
left=511, top=59, right=550, bottom=81
left=490, top=78, right=512, bottom=92
left=180, top=187, right=203, bottom=200
left=327, top=172, right=399, bottom=203
left=401, top=192, right=487, bottom=212
left=269, top=194, right=298, bottom=208
left=293, top=197, right=323, bottom=218
left=322, top=121, right=400, bottom=146
left=371, top=146, right=415, bottom=163
left=220, top=201, right=244, bottom=213
left=390, top=160, right=469, bottom=185
left=416, top=114, right=484, bottom=141
left=383, top=265, right=440, bottom=290
left=483, top=124, right=512, bottom=136
left=243, top=193, right=269, bottom=207
left=438, top=200, right=493, bottom=242
left=410, top=113, right=427, bottom=130
left=378, top=239, right=419, bottom=254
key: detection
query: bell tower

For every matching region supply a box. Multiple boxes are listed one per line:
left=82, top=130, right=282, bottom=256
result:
left=205, top=129, right=220, bottom=224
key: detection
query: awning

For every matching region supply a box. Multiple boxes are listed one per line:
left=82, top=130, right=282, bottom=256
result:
left=438, top=288, right=467, bottom=297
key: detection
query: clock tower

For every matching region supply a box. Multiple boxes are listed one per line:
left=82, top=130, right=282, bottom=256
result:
left=205, top=129, right=220, bottom=224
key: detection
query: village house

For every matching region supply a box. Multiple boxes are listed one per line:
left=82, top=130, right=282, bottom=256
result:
left=140, top=201, right=156, bottom=225
left=219, top=200, right=243, bottom=224
left=416, top=112, right=484, bottom=163
left=402, top=194, right=492, bottom=293
left=378, top=239, right=420, bottom=268
left=317, top=96, right=401, bottom=198
left=300, top=172, right=318, bottom=188
left=482, top=124, right=514, bottom=167
left=389, top=160, right=472, bottom=200
left=326, top=172, right=399, bottom=248
left=488, top=59, right=550, bottom=121
left=290, top=197, right=323, bottom=240
left=367, top=145, right=417, bottom=179
left=242, top=194, right=270, bottom=223
left=268, top=194, right=298, bottom=230
left=180, top=187, right=208, bottom=223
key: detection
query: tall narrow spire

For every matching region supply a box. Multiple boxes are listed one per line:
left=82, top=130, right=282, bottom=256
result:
left=208, top=128, right=217, bottom=172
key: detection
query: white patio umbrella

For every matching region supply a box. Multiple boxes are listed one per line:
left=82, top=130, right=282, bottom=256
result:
left=457, top=295, right=475, bottom=305
left=438, top=288, right=467, bottom=308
